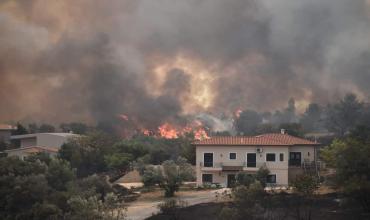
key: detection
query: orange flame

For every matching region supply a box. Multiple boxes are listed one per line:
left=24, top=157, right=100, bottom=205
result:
left=158, top=123, right=179, bottom=139
left=117, top=113, right=210, bottom=140
left=157, top=121, right=210, bottom=140
left=194, top=128, right=209, bottom=140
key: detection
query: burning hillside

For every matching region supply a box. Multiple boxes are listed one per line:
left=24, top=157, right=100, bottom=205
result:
left=117, top=114, right=210, bottom=140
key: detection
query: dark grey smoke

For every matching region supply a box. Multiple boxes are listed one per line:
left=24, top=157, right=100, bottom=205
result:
left=0, top=0, right=369, bottom=127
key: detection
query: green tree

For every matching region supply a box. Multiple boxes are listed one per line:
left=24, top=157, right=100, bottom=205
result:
left=256, top=166, right=270, bottom=187
left=157, top=157, right=194, bottom=197
left=66, top=193, right=125, bottom=220
left=321, top=128, right=370, bottom=212
left=290, top=175, right=319, bottom=220
left=59, top=132, right=116, bottom=177
left=104, top=153, right=133, bottom=176
left=236, top=172, right=256, bottom=187
left=46, top=159, right=76, bottom=191
left=291, top=175, right=318, bottom=196
left=325, top=93, right=363, bottom=137
left=26, top=152, right=52, bottom=165
left=233, top=182, right=265, bottom=219
left=142, top=166, right=163, bottom=187
left=0, top=174, right=50, bottom=219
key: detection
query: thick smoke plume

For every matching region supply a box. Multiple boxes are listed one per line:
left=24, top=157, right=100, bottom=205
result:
left=0, top=0, right=369, bottom=128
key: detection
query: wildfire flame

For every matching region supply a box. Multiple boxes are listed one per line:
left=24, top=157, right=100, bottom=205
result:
left=158, top=123, right=179, bottom=139
left=118, top=113, right=210, bottom=140
left=157, top=122, right=209, bottom=140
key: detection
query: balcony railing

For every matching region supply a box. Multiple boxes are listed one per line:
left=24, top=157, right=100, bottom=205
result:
left=200, top=161, right=266, bottom=169
left=289, top=160, right=301, bottom=167
left=288, top=160, right=324, bottom=170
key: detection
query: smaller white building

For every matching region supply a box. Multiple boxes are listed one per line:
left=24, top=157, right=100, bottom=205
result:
left=5, top=133, right=78, bottom=159
left=10, top=133, right=78, bottom=149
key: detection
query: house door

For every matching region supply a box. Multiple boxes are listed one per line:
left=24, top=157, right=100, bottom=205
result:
left=227, top=174, right=236, bottom=188
left=247, top=153, right=256, bottom=167
left=289, top=152, right=301, bottom=166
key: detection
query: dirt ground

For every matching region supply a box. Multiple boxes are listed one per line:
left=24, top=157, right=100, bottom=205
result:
left=125, top=189, right=223, bottom=220
left=147, top=189, right=370, bottom=220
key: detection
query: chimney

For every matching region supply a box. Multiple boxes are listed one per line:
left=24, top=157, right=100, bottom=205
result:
left=280, top=129, right=286, bottom=135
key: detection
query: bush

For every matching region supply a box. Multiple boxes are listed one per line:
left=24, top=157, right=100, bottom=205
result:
left=233, top=182, right=265, bottom=219
left=236, top=172, right=256, bottom=187
left=256, top=166, right=270, bottom=187
left=218, top=206, right=238, bottom=220
left=142, top=166, right=163, bottom=187
left=157, top=198, right=187, bottom=219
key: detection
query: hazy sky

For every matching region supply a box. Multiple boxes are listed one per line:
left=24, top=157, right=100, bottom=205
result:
left=0, top=0, right=369, bottom=126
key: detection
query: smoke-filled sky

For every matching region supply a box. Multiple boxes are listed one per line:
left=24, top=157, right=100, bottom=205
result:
left=0, top=0, right=370, bottom=127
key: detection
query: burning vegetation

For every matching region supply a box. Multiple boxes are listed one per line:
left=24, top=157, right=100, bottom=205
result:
left=117, top=114, right=210, bottom=140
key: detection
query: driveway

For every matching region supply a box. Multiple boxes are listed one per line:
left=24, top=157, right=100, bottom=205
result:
left=125, top=189, right=227, bottom=220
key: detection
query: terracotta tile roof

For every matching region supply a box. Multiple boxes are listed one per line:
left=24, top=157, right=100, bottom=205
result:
left=257, top=133, right=319, bottom=145
left=0, top=124, right=15, bottom=130
left=5, top=146, right=59, bottom=153
left=193, top=133, right=319, bottom=146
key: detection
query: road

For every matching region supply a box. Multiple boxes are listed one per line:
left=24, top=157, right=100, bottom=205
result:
left=125, top=189, right=226, bottom=220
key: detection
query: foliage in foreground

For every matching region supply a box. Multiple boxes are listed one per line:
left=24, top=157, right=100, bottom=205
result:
left=321, top=126, right=370, bottom=212
left=218, top=173, right=320, bottom=220
left=142, top=157, right=194, bottom=197
left=157, top=198, right=188, bottom=220
left=0, top=156, right=126, bottom=220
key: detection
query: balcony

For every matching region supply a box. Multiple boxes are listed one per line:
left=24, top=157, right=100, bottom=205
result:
left=199, top=161, right=266, bottom=172
left=289, top=160, right=302, bottom=167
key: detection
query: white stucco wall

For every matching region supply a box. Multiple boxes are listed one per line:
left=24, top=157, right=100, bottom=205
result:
left=37, top=134, right=73, bottom=148
left=196, top=145, right=290, bottom=186
left=20, top=138, right=37, bottom=147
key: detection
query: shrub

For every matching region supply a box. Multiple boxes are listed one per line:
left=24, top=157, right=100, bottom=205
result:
left=218, top=206, right=238, bottom=220
left=157, top=198, right=187, bottom=219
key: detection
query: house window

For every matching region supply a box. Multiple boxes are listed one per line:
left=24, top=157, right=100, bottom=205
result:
left=203, top=153, right=213, bottom=167
left=266, top=153, right=276, bottom=162
left=267, top=174, right=276, bottom=184
left=247, top=153, right=257, bottom=167
left=202, top=174, right=213, bottom=183
left=280, top=153, right=284, bottom=161
left=229, top=153, right=237, bottom=160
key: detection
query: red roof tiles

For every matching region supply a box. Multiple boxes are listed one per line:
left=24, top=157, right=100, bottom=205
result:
left=193, top=133, right=319, bottom=146
left=0, top=124, right=15, bottom=130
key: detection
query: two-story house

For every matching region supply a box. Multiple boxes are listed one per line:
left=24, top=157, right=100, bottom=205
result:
left=193, top=131, right=320, bottom=187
